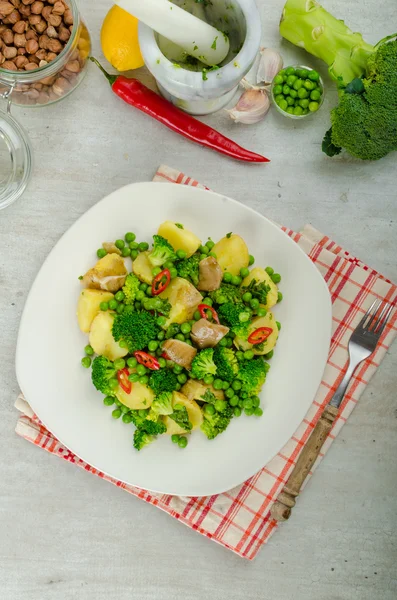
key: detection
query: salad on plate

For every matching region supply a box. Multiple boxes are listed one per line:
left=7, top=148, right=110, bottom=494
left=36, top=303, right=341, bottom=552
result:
left=76, top=221, right=283, bottom=451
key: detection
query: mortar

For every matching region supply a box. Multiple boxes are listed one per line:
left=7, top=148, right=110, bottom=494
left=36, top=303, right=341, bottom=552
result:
left=138, top=0, right=261, bottom=115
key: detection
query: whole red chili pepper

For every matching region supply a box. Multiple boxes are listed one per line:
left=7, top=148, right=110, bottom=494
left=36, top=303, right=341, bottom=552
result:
left=152, top=268, right=171, bottom=296
left=134, top=351, right=160, bottom=371
left=248, top=327, right=273, bottom=345
left=198, top=303, right=220, bottom=324
left=90, top=58, right=269, bottom=164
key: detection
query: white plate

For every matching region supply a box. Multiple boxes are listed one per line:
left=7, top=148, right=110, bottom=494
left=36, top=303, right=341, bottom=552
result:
left=16, top=182, right=331, bottom=497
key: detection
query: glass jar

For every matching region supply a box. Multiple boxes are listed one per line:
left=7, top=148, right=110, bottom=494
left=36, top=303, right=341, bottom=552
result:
left=0, top=0, right=91, bottom=210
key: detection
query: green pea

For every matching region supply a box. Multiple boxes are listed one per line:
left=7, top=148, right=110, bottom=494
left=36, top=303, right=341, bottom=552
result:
left=293, top=79, right=303, bottom=90
left=242, top=292, right=251, bottom=303
left=108, top=378, right=118, bottom=390
left=199, top=245, right=209, bottom=255
left=213, top=379, right=223, bottom=390
left=297, top=68, right=309, bottom=78
left=170, top=268, right=178, bottom=279
left=223, top=272, right=232, bottom=283
left=116, top=303, right=125, bottom=314
left=128, top=373, right=139, bottom=382
left=279, top=99, right=288, bottom=111
left=250, top=298, right=259, bottom=309
left=282, top=84, right=291, bottom=95
left=256, top=307, right=267, bottom=317
left=303, top=79, right=315, bottom=90
left=244, top=407, right=255, bottom=416
left=103, top=396, right=115, bottom=406
left=151, top=267, right=161, bottom=277
left=173, top=364, right=183, bottom=374
left=276, top=321, right=281, bottom=330
left=206, top=240, right=215, bottom=250
left=176, top=249, right=187, bottom=259
left=121, top=246, right=131, bottom=257
left=286, top=75, right=297, bottom=86
left=234, top=407, right=242, bottom=417
left=310, top=89, right=321, bottom=101
left=126, top=357, right=137, bottom=368
left=138, top=409, right=148, bottom=417
left=243, top=350, right=254, bottom=360
left=84, top=344, right=94, bottom=356
left=232, top=380, right=242, bottom=391
left=299, top=98, right=310, bottom=109
left=309, top=101, right=320, bottom=112
left=275, top=94, right=284, bottom=105
left=286, top=107, right=294, bottom=114
left=231, top=275, right=242, bottom=286
left=158, top=357, right=167, bottom=368
left=286, top=96, right=295, bottom=106
left=238, top=312, right=250, bottom=324
left=302, top=108, right=309, bottom=115
left=294, top=105, right=304, bottom=116
left=243, top=398, right=253, bottom=409
left=122, top=413, right=132, bottom=424
left=148, top=341, right=158, bottom=352
left=115, top=239, right=125, bottom=249
left=139, top=375, right=149, bottom=385
left=81, top=356, right=91, bottom=368
left=109, top=299, right=118, bottom=310
left=99, top=301, right=109, bottom=312
left=154, top=316, right=165, bottom=329
left=178, top=436, right=188, bottom=448
left=202, top=297, right=213, bottom=306
left=264, top=350, right=274, bottom=360
left=271, top=273, right=281, bottom=283
left=289, top=89, right=298, bottom=99
left=240, top=267, right=250, bottom=278
left=114, top=291, right=124, bottom=302
left=204, top=403, right=216, bottom=416
left=209, top=251, right=217, bottom=259
left=194, top=310, right=201, bottom=321
left=136, top=364, right=146, bottom=376
left=229, top=395, right=239, bottom=407
left=297, top=88, right=309, bottom=99
left=177, top=373, right=187, bottom=384
left=138, top=242, right=149, bottom=251
left=285, top=66, right=296, bottom=76
left=171, top=434, right=180, bottom=444
left=222, top=381, right=230, bottom=390
left=225, top=388, right=235, bottom=399
left=114, top=358, right=126, bottom=370
left=252, top=396, right=260, bottom=408
left=308, top=70, right=320, bottom=81
left=125, top=232, right=136, bottom=243
left=235, top=351, right=244, bottom=361
left=179, top=323, right=191, bottom=336
left=254, top=407, right=264, bottom=417
left=130, top=250, right=138, bottom=259
left=174, top=333, right=184, bottom=342
left=97, top=248, right=107, bottom=259
left=214, top=399, right=227, bottom=413
left=112, top=408, right=121, bottom=419
left=129, top=241, right=139, bottom=250
left=240, top=391, right=248, bottom=399
left=273, top=74, right=284, bottom=85
left=277, top=292, right=283, bottom=303
left=273, top=84, right=283, bottom=95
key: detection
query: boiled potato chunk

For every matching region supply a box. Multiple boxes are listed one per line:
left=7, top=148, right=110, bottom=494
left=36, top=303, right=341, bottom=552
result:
left=89, top=311, right=128, bottom=361
left=77, top=288, right=114, bottom=333
left=132, top=251, right=153, bottom=285
left=234, top=313, right=279, bottom=355
left=212, top=234, right=249, bottom=276
left=163, top=391, right=203, bottom=435
left=159, top=277, right=202, bottom=327
left=181, top=379, right=225, bottom=402
left=158, top=221, right=201, bottom=258
left=116, top=382, right=154, bottom=411
left=82, top=253, right=127, bottom=292
left=242, top=267, right=278, bottom=309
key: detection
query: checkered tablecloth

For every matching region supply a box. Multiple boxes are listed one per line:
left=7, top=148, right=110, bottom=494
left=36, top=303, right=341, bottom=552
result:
left=15, top=164, right=397, bottom=560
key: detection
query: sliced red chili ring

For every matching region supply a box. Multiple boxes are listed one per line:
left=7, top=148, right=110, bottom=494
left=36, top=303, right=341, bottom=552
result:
left=152, top=268, right=171, bottom=296
left=134, top=351, right=160, bottom=370
left=117, top=368, right=132, bottom=394
left=248, top=327, right=273, bottom=345
left=161, top=351, right=170, bottom=360
left=198, top=303, right=220, bottom=324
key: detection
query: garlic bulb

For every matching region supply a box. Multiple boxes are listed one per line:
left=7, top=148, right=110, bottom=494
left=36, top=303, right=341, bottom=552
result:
left=257, top=47, right=284, bottom=85
left=226, top=89, right=270, bottom=124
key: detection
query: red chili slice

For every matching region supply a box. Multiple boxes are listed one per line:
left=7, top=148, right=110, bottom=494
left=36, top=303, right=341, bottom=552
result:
left=152, top=268, right=171, bottom=296
left=117, top=368, right=132, bottom=394
left=134, top=351, right=160, bottom=370
left=248, top=327, right=273, bottom=345
left=198, top=303, right=220, bottom=324
left=161, top=351, right=170, bottom=360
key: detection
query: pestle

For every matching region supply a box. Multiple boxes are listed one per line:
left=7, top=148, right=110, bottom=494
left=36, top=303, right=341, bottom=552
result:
left=115, top=0, right=230, bottom=66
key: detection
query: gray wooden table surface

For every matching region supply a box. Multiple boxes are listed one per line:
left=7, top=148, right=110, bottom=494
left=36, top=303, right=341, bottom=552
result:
left=1, top=1, right=396, bottom=598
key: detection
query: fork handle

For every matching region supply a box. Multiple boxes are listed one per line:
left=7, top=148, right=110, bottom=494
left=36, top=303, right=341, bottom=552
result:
left=270, top=405, right=339, bottom=522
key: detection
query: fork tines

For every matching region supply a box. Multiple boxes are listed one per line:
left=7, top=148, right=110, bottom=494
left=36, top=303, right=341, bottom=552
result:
left=359, top=299, right=394, bottom=336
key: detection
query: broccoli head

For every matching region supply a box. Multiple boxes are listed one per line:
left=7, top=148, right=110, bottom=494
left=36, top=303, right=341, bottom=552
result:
left=130, top=409, right=167, bottom=435
left=142, top=296, right=172, bottom=317
left=91, top=356, right=117, bottom=395
left=213, top=346, right=239, bottom=382
left=148, top=235, right=176, bottom=267
left=133, top=429, right=156, bottom=451
left=112, top=310, right=160, bottom=353
left=201, top=403, right=233, bottom=440
left=191, top=348, right=217, bottom=380
left=122, top=273, right=141, bottom=305
left=218, top=302, right=251, bottom=337
left=169, top=405, right=192, bottom=431
left=175, top=253, right=201, bottom=286
left=237, top=358, right=268, bottom=396
left=149, top=368, right=179, bottom=394
left=209, top=283, right=244, bottom=305
left=147, top=391, right=173, bottom=421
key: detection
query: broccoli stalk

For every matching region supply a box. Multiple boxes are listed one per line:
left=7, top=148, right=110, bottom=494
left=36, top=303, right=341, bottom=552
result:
left=91, top=356, right=117, bottom=396
left=280, top=0, right=375, bottom=86
left=148, top=235, right=176, bottom=267
left=191, top=348, right=217, bottom=380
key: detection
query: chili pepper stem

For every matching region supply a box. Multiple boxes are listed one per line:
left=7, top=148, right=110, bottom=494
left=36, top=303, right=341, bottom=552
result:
left=90, top=56, right=118, bottom=86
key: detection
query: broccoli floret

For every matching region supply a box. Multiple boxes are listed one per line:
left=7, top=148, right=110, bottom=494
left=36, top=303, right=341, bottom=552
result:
left=133, top=429, right=156, bottom=451
left=122, top=273, right=141, bottom=305
left=91, top=356, right=117, bottom=395
left=218, top=303, right=250, bottom=337
left=148, top=235, right=176, bottom=267
left=200, top=389, right=217, bottom=404
left=191, top=348, right=217, bottom=380
left=130, top=409, right=167, bottom=435
left=237, top=358, right=268, bottom=396
left=112, top=310, right=160, bottom=353
left=242, top=279, right=270, bottom=306
left=201, top=403, right=233, bottom=440
left=149, top=369, right=179, bottom=394
left=213, top=347, right=239, bottom=382
left=142, top=296, right=172, bottom=317
left=147, top=391, right=173, bottom=421
left=175, top=253, right=201, bottom=286
left=210, top=283, right=243, bottom=305
left=169, top=405, right=192, bottom=431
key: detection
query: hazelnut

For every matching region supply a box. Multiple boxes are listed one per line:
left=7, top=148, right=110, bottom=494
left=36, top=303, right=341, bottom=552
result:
left=3, top=44, right=17, bottom=58
left=24, top=60, right=37, bottom=69
left=38, top=58, right=46, bottom=66
left=46, top=37, right=60, bottom=52
left=39, top=74, right=54, bottom=85
left=38, top=33, right=48, bottom=48
left=3, top=59, right=17, bottom=69
left=1, top=28, right=14, bottom=44
left=46, top=0, right=55, bottom=3
left=0, top=51, right=4, bottom=64
left=21, top=0, right=35, bottom=4
left=57, top=25, right=69, bottom=41
left=30, top=0, right=43, bottom=14
left=25, top=29, right=37, bottom=40
left=51, top=0, right=63, bottom=15
left=13, top=32, right=26, bottom=46
left=34, top=46, right=45, bottom=58
left=14, top=53, right=28, bottom=67
left=12, top=18, right=26, bottom=32
left=37, top=90, right=50, bottom=103
left=47, top=12, right=60, bottom=26
left=17, top=46, right=25, bottom=54
left=18, top=3, right=30, bottom=16
left=45, top=24, right=57, bottom=37
left=34, top=17, right=46, bottom=32
left=26, top=88, right=40, bottom=100
left=45, top=49, right=56, bottom=60
left=65, top=59, right=79, bottom=73
left=7, top=8, right=21, bottom=23
left=28, top=13, right=40, bottom=24
left=25, top=37, right=38, bottom=53
left=0, top=2, right=15, bottom=16
left=10, top=0, right=21, bottom=7
left=63, top=8, right=72, bottom=25
left=41, top=4, right=50, bottom=19
left=52, top=75, right=69, bottom=96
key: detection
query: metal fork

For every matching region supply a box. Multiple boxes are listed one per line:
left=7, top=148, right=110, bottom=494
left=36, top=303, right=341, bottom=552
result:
left=271, top=299, right=394, bottom=522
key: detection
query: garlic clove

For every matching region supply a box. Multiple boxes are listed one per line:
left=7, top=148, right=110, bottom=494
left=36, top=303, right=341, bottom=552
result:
left=257, top=47, right=284, bottom=85
left=226, top=89, right=270, bottom=125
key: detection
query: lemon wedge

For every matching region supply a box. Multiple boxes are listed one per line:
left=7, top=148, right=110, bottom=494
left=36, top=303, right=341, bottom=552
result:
left=100, top=5, right=144, bottom=72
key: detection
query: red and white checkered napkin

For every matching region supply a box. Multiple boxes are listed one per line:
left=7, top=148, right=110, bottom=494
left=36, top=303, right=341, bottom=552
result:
left=15, top=164, right=397, bottom=560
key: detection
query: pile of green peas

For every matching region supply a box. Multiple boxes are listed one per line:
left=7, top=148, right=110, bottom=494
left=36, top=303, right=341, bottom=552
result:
left=272, top=66, right=323, bottom=117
